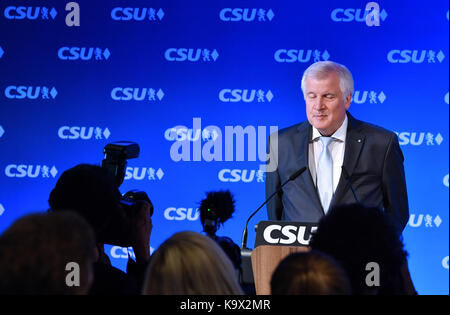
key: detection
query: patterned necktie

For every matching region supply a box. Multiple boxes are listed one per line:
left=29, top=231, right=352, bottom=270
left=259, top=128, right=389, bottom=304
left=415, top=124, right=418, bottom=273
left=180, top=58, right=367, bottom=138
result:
left=317, top=136, right=333, bottom=213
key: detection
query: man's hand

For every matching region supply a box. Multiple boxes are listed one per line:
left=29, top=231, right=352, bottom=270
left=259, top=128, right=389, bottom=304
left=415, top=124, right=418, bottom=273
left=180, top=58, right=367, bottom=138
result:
left=129, top=200, right=153, bottom=263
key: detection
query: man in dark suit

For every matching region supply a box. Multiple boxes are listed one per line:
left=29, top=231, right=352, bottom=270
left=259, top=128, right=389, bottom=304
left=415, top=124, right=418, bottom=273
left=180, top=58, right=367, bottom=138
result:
left=266, top=61, right=409, bottom=234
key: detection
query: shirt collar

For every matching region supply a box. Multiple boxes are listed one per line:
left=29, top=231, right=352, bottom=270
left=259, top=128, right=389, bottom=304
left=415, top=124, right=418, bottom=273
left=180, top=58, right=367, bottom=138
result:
left=311, top=114, right=348, bottom=142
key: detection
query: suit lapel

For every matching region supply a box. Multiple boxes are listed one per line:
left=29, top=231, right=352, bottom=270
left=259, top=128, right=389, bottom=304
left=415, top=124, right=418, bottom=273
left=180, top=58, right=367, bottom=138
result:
left=296, top=123, right=323, bottom=213
left=331, top=112, right=365, bottom=208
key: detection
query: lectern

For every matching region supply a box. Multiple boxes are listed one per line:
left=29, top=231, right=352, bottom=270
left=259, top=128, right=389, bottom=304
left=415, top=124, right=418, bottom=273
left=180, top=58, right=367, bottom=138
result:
left=241, top=221, right=318, bottom=295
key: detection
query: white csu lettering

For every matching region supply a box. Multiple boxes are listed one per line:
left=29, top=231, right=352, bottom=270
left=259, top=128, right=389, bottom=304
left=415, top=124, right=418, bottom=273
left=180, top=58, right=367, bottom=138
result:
left=263, top=225, right=316, bottom=245
left=164, top=207, right=199, bottom=221
left=111, top=246, right=135, bottom=259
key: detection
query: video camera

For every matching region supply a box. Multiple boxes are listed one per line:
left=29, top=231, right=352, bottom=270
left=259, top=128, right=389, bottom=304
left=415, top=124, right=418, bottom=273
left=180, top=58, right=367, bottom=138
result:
left=102, top=141, right=153, bottom=215
left=100, top=141, right=153, bottom=246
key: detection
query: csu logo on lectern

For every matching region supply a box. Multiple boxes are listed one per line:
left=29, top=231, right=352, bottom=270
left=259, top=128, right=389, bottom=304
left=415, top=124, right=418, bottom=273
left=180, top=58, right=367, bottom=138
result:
left=255, top=222, right=318, bottom=247
left=165, top=48, right=219, bottom=62
left=5, top=165, right=58, bottom=178
left=58, top=47, right=111, bottom=61
left=4, top=86, right=57, bottom=99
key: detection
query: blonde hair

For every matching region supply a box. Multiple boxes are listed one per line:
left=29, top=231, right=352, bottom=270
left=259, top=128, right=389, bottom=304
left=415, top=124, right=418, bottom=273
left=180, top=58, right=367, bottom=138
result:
left=143, top=231, right=243, bottom=295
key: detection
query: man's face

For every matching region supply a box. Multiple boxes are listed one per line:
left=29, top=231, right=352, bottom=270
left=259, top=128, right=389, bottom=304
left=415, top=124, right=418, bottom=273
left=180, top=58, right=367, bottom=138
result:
left=304, top=72, right=351, bottom=136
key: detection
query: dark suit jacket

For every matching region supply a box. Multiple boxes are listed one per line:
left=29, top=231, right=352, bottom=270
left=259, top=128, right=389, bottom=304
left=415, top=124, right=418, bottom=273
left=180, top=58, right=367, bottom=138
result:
left=265, top=112, right=409, bottom=234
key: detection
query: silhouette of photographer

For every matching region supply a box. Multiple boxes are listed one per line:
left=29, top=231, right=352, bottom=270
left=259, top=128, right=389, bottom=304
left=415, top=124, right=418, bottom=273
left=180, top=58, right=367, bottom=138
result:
left=49, top=164, right=153, bottom=295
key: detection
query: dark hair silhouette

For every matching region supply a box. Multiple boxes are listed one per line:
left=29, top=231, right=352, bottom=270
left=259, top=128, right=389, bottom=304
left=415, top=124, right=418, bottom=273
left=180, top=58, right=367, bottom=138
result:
left=0, top=211, right=96, bottom=294
left=271, top=250, right=351, bottom=295
left=48, top=164, right=122, bottom=241
left=310, top=204, right=408, bottom=295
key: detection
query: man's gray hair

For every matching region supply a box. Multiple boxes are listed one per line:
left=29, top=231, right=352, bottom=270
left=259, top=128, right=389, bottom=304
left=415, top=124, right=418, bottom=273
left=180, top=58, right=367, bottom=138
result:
left=301, top=61, right=354, bottom=100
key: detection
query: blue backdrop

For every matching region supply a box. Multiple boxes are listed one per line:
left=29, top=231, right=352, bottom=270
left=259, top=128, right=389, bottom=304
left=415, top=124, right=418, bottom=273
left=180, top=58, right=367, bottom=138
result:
left=0, top=0, right=448, bottom=294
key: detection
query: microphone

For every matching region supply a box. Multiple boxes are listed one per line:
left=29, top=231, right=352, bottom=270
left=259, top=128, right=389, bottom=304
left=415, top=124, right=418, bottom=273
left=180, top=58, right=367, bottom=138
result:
left=341, top=166, right=359, bottom=204
left=241, top=166, right=307, bottom=250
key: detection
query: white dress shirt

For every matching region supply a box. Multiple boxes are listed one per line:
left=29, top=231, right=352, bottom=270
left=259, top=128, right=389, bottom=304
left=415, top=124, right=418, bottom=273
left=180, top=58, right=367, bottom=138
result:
left=308, top=115, right=348, bottom=193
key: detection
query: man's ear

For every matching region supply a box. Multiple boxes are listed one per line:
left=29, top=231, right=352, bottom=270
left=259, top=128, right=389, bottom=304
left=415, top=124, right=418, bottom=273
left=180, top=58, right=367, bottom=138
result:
left=345, top=93, right=352, bottom=109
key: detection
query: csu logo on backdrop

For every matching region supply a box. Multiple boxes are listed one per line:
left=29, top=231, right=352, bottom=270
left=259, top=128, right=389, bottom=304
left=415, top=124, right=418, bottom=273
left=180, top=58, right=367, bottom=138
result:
left=331, top=7, right=388, bottom=22
left=218, top=169, right=265, bottom=183
left=396, top=132, right=444, bottom=146
left=352, top=91, right=386, bottom=104
left=164, top=126, right=219, bottom=142
left=219, top=8, right=274, bottom=22
left=0, top=125, right=4, bottom=139
left=110, top=246, right=135, bottom=259
left=5, top=165, right=58, bottom=178
left=110, top=246, right=154, bottom=259
left=219, top=89, right=274, bottom=103
left=165, top=48, right=219, bottom=62
left=124, top=167, right=164, bottom=181
left=0, top=46, right=4, bottom=59
left=274, top=49, right=330, bottom=63
left=408, top=214, right=443, bottom=228
left=111, top=7, right=164, bottom=21
left=58, top=127, right=111, bottom=140
left=164, top=207, right=199, bottom=221
left=0, top=203, right=4, bottom=216
left=4, top=86, right=57, bottom=99
left=58, top=47, right=111, bottom=61
left=111, top=88, right=165, bottom=101
left=387, top=50, right=446, bottom=63
left=443, top=256, right=449, bottom=270
left=4, top=6, right=57, bottom=20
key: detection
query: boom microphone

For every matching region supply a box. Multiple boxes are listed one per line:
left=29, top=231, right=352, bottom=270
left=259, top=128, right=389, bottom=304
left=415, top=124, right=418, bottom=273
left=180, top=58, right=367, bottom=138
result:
left=240, top=166, right=307, bottom=250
